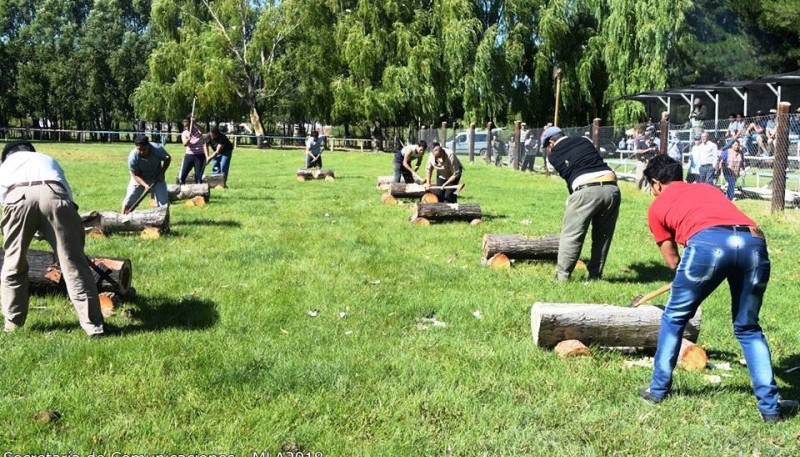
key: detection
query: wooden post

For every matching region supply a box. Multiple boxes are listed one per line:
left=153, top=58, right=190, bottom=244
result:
left=468, top=123, right=476, bottom=163
left=486, top=122, right=493, bottom=164
left=591, top=118, right=601, bottom=151
left=659, top=111, right=669, bottom=155
left=772, top=102, right=791, bottom=213
left=440, top=121, right=447, bottom=148
left=513, top=121, right=522, bottom=170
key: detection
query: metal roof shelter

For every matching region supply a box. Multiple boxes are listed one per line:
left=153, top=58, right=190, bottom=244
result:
left=614, top=70, right=800, bottom=126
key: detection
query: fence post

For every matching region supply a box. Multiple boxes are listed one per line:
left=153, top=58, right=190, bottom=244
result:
left=591, top=118, right=601, bottom=151
left=772, top=102, right=791, bottom=213
left=440, top=121, right=447, bottom=149
left=513, top=121, right=522, bottom=170
left=468, top=123, right=476, bottom=163
left=659, top=111, right=669, bottom=155
left=485, top=122, right=493, bottom=164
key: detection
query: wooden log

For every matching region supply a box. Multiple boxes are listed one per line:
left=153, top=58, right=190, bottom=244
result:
left=412, top=203, right=482, bottom=223
left=380, top=193, right=399, bottom=205
left=204, top=173, right=225, bottom=188
left=0, top=249, right=133, bottom=296
left=297, top=168, right=335, bottom=180
left=166, top=183, right=210, bottom=202
left=184, top=196, right=206, bottom=207
left=483, top=234, right=560, bottom=261
left=678, top=338, right=708, bottom=372
left=420, top=192, right=439, bottom=203
left=81, top=206, right=169, bottom=235
left=390, top=183, right=428, bottom=199
left=530, top=302, right=702, bottom=349
left=377, top=175, right=422, bottom=189
left=554, top=339, right=591, bottom=357
left=486, top=253, right=511, bottom=269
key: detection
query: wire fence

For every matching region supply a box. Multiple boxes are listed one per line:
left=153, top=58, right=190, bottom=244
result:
left=4, top=110, right=799, bottom=210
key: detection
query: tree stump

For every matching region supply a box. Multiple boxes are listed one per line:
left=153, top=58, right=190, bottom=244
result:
left=530, top=302, right=702, bottom=349
left=0, top=249, right=133, bottom=296
left=81, top=206, right=169, bottom=235
left=483, top=234, right=559, bottom=262
left=412, top=203, right=482, bottom=223
left=554, top=339, right=591, bottom=357
left=297, top=168, right=335, bottom=180
left=166, top=183, right=210, bottom=202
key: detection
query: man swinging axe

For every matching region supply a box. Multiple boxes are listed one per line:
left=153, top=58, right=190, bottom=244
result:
left=122, top=134, right=171, bottom=214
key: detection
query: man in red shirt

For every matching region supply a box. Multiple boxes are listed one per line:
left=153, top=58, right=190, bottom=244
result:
left=638, top=155, right=790, bottom=422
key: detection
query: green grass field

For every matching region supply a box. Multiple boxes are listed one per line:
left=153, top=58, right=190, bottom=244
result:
left=1, top=143, right=799, bottom=455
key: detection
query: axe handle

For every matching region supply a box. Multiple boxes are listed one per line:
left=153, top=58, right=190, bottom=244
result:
left=124, top=182, right=155, bottom=214
left=632, top=282, right=672, bottom=307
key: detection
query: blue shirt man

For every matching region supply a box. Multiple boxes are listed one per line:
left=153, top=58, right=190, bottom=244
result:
left=122, top=135, right=171, bottom=213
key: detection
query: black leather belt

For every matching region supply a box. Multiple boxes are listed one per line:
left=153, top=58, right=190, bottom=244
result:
left=7, top=180, right=65, bottom=193
left=574, top=180, right=617, bottom=192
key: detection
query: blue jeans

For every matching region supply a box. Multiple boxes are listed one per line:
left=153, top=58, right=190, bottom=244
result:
left=648, top=226, right=779, bottom=416
left=722, top=168, right=737, bottom=200
left=212, top=154, right=231, bottom=181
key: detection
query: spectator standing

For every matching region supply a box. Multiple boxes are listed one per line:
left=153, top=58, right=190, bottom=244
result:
left=177, top=116, right=206, bottom=184
left=691, top=132, right=719, bottom=184
left=639, top=154, right=788, bottom=423
left=634, top=133, right=658, bottom=192
left=542, top=127, right=621, bottom=281
left=685, top=135, right=701, bottom=183
left=491, top=135, right=505, bottom=166
left=521, top=131, right=537, bottom=172
left=0, top=141, right=105, bottom=337
left=718, top=141, right=745, bottom=200
left=689, top=98, right=707, bottom=136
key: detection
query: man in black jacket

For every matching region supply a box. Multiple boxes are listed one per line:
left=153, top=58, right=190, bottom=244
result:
left=543, top=127, right=622, bottom=281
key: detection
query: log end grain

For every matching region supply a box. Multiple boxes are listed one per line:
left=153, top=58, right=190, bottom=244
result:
left=296, top=175, right=307, bottom=182
left=381, top=193, right=398, bottom=205
left=99, top=293, right=117, bottom=317
left=487, top=253, right=511, bottom=269
left=678, top=339, right=708, bottom=372
left=140, top=227, right=161, bottom=240
left=554, top=339, right=591, bottom=358
left=324, top=175, right=336, bottom=181
left=420, top=193, right=439, bottom=203
left=87, top=229, right=106, bottom=239
left=470, top=219, right=482, bottom=225
left=575, top=260, right=587, bottom=270
left=149, top=198, right=156, bottom=207
left=191, top=196, right=206, bottom=206
left=412, top=217, right=430, bottom=226
left=214, top=185, right=226, bottom=190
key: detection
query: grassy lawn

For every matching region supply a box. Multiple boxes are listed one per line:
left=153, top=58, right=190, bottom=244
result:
left=1, top=142, right=799, bottom=455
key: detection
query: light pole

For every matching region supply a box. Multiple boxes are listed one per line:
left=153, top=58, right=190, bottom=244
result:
left=553, top=66, right=564, bottom=126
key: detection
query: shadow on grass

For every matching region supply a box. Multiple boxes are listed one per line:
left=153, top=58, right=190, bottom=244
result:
left=606, top=261, right=673, bottom=283
left=171, top=219, right=242, bottom=228
left=120, top=294, right=219, bottom=333
left=480, top=213, right=508, bottom=222
left=229, top=195, right=275, bottom=201
left=29, top=295, right=219, bottom=335
left=775, top=354, right=800, bottom=399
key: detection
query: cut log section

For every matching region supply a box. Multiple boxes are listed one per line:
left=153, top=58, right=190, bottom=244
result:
left=530, top=302, right=702, bottom=349
left=204, top=173, right=226, bottom=188
left=380, top=193, right=399, bottom=205
left=486, top=253, right=511, bottom=269
left=412, top=203, right=482, bottom=223
left=389, top=183, right=465, bottom=200
left=420, top=193, right=439, bottom=203
left=377, top=175, right=423, bottom=190
left=483, top=234, right=560, bottom=262
left=412, top=217, right=430, bottom=226
left=0, top=249, right=133, bottom=296
left=81, top=206, right=169, bottom=235
left=297, top=168, right=335, bottom=180
left=184, top=196, right=206, bottom=207
left=554, top=339, right=591, bottom=357
left=166, top=183, right=210, bottom=202
left=678, top=338, right=708, bottom=371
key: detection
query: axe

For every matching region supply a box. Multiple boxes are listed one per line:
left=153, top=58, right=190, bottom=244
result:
left=630, top=282, right=672, bottom=307
left=124, top=182, right=156, bottom=214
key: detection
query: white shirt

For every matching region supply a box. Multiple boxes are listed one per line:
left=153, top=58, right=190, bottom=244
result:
left=691, top=141, right=719, bottom=167
left=0, top=151, right=74, bottom=202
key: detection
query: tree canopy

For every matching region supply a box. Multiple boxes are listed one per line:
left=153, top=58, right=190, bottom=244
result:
left=1, top=0, right=798, bottom=131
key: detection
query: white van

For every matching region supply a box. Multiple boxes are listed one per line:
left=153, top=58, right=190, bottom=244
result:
left=447, top=128, right=504, bottom=155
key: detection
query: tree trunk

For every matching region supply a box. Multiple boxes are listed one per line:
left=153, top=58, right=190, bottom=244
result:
left=0, top=249, right=133, bottom=296
left=249, top=104, right=265, bottom=138
left=412, top=203, right=482, bottom=223
left=166, top=183, right=210, bottom=202
left=483, top=234, right=560, bottom=261
left=296, top=168, right=335, bottom=181
left=81, top=206, right=169, bottom=235
left=530, top=302, right=702, bottom=349
left=390, top=183, right=429, bottom=199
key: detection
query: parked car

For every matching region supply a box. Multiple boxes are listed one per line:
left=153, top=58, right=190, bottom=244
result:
left=447, top=128, right=505, bottom=156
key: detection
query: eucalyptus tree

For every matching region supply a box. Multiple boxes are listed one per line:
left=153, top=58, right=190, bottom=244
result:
left=133, top=0, right=295, bottom=137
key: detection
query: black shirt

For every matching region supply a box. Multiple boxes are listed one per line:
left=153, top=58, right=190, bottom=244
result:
left=208, top=133, right=233, bottom=156
left=549, top=136, right=613, bottom=193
